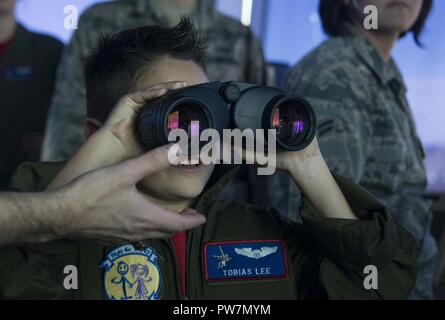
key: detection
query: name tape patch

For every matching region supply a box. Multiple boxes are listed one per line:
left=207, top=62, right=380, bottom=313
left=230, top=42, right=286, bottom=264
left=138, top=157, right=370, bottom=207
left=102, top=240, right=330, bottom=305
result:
left=204, top=240, right=288, bottom=282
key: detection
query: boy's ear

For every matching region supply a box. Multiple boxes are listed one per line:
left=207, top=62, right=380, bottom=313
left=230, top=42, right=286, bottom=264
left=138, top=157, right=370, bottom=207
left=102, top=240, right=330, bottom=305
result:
left=84, top=118, right=103, bottom=139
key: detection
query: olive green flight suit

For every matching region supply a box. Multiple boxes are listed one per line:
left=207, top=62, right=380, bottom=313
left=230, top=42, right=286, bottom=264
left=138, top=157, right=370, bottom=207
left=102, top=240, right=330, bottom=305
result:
left=0, top=161, right=418, bottom=299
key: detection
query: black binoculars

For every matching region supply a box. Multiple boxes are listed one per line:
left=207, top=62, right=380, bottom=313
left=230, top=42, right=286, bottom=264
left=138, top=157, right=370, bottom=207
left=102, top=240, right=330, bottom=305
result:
left=137, top=81, right=317, bottom=152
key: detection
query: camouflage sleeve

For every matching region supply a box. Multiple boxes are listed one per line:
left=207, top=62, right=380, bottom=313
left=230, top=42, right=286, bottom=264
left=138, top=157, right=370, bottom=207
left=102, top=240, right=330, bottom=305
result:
left=41, top=13, right=100, bottom=162
left=244, top=29, right=268, bottom=86
left=284, top=65, right=373, bottom=183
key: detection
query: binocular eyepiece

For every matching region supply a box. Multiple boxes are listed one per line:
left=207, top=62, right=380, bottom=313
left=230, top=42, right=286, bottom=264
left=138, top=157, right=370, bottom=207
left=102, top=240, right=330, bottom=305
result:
left=137, top=81, right=317, bottom=152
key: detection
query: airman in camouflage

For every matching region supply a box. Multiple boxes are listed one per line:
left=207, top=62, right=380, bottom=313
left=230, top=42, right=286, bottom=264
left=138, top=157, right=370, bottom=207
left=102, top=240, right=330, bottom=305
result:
left=42, top=0, right=267, bottom=161
left=265, top=28, right=436, bottom=299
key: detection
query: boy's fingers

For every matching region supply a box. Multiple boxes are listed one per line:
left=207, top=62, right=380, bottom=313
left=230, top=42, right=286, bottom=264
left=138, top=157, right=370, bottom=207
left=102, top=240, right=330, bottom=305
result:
left=123, top=144, right=180, bottom=183
left=109, top=81, right=187, bottom=121
left=144, top=81, right=187, bottom=92
left=126, top=81, right=187, bottom=106
left=118, top=89, right=163, bottom=112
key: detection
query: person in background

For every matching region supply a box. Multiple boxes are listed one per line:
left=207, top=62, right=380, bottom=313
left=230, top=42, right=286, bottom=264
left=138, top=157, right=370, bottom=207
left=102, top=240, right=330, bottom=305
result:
left=0, top=0, right=63, bottom=189
left=280, top=0, right=435, bottom=299
left=42, top=0, right=267, bottom=162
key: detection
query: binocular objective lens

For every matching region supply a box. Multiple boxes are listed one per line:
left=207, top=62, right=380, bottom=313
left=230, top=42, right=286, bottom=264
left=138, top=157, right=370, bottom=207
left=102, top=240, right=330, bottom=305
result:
left=272, top=102, right=306, bottom=145
left=167, top=104, right=208, bottom=138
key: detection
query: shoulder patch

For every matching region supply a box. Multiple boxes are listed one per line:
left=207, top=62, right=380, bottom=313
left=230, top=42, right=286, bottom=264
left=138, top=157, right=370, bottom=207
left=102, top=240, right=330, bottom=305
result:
left=101, top=244, right=162, bottom=300
left=204, top=240, right=288, bottom=282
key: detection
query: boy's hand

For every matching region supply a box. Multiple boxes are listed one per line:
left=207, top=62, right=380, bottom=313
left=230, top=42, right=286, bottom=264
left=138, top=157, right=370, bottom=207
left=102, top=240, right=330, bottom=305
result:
left=274, top=137, right=323, bottom=173
left=52, top=145, right=206, bottom=244
left=231, top=136, right=323, bottom=173
left=47, top=81, right=187, bottom=191
left=276, top=137, right=357, bottom=219
left=232, top=137, right=356, bottom=219
left=100, top=81, right=187, bottom=162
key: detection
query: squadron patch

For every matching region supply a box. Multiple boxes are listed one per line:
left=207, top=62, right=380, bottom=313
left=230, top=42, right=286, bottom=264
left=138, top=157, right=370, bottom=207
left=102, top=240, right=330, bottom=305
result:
left=101, top=244, right=162, bottom=300
left=204, top=240, right=288, bottom=282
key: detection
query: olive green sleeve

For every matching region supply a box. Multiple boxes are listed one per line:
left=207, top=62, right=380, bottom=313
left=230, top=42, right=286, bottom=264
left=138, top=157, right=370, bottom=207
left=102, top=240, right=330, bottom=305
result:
left=282, top=175, right=419, bottom=299
left=0, top=161, right=76, bottom=299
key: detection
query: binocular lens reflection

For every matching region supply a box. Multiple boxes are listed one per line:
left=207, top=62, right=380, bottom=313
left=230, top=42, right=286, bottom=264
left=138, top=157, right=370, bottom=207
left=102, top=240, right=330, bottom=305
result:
left=138, top=82, right=316, bottom=152
left=272, top=102, right=306, bottom=146
left=167, top=104, right=207, bottom=138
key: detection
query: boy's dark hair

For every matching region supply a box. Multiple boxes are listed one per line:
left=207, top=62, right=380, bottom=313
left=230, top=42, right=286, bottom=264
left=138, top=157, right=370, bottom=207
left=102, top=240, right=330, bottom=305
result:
left=319, top=0, right=433, bottom=46
left=84, top=17, right=207, bottom=122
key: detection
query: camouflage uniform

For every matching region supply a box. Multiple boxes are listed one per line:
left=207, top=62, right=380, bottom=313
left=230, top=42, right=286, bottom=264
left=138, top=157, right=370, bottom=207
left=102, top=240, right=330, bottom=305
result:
left=42, top=0, right=267, bottom=161
left=269, top=29, right=436, bottom=299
